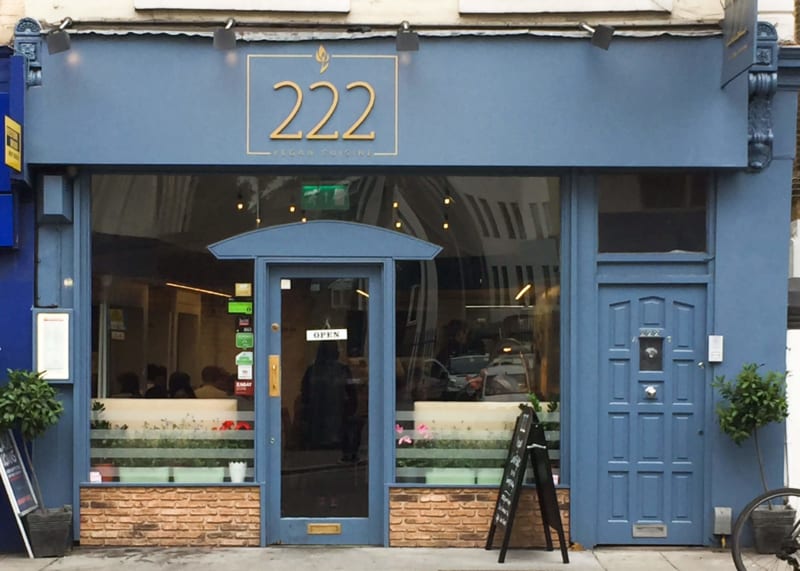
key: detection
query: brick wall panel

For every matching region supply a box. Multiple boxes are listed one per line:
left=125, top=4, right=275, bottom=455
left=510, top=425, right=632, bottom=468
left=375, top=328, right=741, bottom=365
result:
left=389, top=487, right=570, bottom=549
left=80, top=487, right=260, bottom=547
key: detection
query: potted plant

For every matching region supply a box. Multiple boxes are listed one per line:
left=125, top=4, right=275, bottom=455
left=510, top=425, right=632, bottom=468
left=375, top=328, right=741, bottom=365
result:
left=89, top=400, right=120, bottom=482
left=714, top=362, right=790, bottom=553
left=395, top=423, right=510, bottom=485
left=115, top=420, right=172, bottom=483
left=214, top=419, right=253, bottom=483
left=0, top=369, right=71, bottom=557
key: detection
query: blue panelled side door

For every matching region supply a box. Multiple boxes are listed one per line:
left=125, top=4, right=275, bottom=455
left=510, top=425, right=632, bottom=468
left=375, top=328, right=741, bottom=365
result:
left=597, top=286, right=706, bottom=545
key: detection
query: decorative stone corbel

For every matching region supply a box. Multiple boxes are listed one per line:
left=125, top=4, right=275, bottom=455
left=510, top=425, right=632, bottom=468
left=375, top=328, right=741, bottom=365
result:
left=747, top=22, right=779, bottom=171
left=13, top=18, right=43, bottom=87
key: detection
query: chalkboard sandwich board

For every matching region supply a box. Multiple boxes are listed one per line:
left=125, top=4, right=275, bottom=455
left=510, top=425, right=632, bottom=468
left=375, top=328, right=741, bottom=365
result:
left=485, top=404, right=568, bottom=564
left=0, top=429, right=38, bottom=558
left=0, top=429, right=38, bottom=516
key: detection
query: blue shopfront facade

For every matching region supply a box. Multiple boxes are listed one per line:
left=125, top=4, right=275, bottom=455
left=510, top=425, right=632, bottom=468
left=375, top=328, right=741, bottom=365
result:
left=2, top=18, right=800, bottom=550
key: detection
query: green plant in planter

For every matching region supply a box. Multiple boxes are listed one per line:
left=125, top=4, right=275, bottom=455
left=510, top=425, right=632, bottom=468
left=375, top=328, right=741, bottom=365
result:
left=89, top=400, right=129, bottom=468
left=714, top=362, right=788, bottom=495
left=0, top=369, right=72, bottom=557
left=0, top=369, right=64, bottom=510
left=527, top=393, right=561, bottom=450
left=115, top=416, right=254, bottom=469
left=395, top=424, right=507, bottom=470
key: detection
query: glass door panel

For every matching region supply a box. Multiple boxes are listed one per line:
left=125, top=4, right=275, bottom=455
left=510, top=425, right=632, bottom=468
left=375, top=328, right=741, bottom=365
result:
left=280, top=276, right=369, bottom=518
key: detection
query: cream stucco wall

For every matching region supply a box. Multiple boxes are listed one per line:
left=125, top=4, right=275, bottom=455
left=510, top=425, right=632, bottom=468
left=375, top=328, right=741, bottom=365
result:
left=3, top=0, right=796, bottom=45
left=0, top=1, right=795, bottom=86
left=2, top=0, right=733, bottom=46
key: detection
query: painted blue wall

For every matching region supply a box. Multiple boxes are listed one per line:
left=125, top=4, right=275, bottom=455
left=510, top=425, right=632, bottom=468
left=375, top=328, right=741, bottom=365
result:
left=23, top=35, right=747, bottom=168
left=709, top=89, right=797, bottom=522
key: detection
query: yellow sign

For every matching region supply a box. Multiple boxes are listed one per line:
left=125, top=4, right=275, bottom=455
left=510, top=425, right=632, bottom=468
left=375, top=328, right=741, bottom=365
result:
left=4, top=116, right=21, bottom=172
left=235, top=282, right=252, bottom=297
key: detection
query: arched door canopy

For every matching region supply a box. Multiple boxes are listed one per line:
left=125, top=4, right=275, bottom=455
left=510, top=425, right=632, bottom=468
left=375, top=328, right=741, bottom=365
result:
left=208, top=220, right=441, bottom=260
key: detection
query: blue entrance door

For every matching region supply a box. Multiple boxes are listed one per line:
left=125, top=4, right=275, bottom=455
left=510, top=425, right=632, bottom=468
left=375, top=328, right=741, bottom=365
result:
left=266, top=263, right=383, bottom=545
left=597, top=286, right=706, bottom=545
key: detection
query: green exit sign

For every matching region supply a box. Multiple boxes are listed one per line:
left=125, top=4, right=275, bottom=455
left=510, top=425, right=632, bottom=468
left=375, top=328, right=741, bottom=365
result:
left=302, top=184, right=349, bottom=211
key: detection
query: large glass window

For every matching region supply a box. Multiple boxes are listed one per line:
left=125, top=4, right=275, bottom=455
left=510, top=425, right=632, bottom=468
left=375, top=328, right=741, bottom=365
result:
left=89, top=174, right=561, bottom=486
left=392, top=176, right=561, bottom=485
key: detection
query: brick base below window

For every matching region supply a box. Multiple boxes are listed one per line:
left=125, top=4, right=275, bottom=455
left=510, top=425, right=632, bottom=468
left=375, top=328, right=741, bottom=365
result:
left=389, top=488, right=570, bottom=548
left=80, top=487, right=260, bottom=547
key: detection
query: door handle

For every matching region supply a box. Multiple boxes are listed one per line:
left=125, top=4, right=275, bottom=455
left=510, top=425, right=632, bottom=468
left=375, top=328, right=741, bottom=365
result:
left=269, top=355, right=281, bottom=397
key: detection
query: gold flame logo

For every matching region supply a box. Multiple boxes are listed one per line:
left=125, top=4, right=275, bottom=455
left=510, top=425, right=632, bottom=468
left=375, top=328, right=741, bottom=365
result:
left=315, top=45, right=330, bottom=74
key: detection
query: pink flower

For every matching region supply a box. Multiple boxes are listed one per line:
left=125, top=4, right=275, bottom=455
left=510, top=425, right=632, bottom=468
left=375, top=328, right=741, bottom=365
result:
left=417, top=424, right=433, bottom=440
left=398, top=435, right=413, bottom=446
left=395, top=423, right=404, bottom=435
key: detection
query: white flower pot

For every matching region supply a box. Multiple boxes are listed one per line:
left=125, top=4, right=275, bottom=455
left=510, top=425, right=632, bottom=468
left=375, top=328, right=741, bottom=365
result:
left=229, top=461, right=247, bottom=483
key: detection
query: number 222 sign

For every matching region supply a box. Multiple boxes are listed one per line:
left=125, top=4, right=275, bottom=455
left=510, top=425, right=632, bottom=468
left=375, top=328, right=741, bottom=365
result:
left=246, top=46, right=398, bottom=158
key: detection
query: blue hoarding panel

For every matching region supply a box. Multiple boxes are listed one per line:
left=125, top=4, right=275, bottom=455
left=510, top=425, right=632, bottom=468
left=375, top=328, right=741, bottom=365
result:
left=0, top=193, right=15, bottom=248
left=0, top=93, right=9, bottom=192
left=0, top=195, right=33, bottom=552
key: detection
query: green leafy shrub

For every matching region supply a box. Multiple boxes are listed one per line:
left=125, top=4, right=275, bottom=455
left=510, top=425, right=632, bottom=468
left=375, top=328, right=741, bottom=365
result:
left=0, top=369, right=65, bottom=509
left=714, top=362, right=788, bottom=494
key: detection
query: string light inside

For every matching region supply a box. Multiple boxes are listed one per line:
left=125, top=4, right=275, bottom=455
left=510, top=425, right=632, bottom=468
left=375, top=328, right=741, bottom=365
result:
left=235, top=193, right=245, bottom=211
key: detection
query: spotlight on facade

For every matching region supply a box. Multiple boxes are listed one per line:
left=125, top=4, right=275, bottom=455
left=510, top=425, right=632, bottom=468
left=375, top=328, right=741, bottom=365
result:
left=580, top=22, right=614, bottom=50
left=214, top=18, right=237, bottom=50
left=396, top=21, right=419, bottom=52
left=46, top=17, right=73, bottom=55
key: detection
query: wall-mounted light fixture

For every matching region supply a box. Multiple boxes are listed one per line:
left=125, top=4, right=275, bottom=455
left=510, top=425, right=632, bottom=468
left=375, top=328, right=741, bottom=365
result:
left=214, top=18, right=237, bottom=51
left=580, top=22, right=614, bottom=51
left=235, top=192, right=245, bottom=211
left=46, top=17, right=73, bottom=55
left=396, top=21, right=419, bottom=52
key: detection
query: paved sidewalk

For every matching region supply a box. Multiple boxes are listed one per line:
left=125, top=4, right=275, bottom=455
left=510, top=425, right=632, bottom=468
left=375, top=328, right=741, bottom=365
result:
left=0, top=546, right=735, bottom=570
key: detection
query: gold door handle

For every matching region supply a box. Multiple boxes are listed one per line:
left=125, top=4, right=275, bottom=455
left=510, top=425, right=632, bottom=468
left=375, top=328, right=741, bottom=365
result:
left=269, top=355, right=281, bottom=397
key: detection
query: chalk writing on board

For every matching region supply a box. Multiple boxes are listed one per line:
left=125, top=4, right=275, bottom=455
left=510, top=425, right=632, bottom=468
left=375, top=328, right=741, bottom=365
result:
left=486, top=405, right=568, bottom=564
